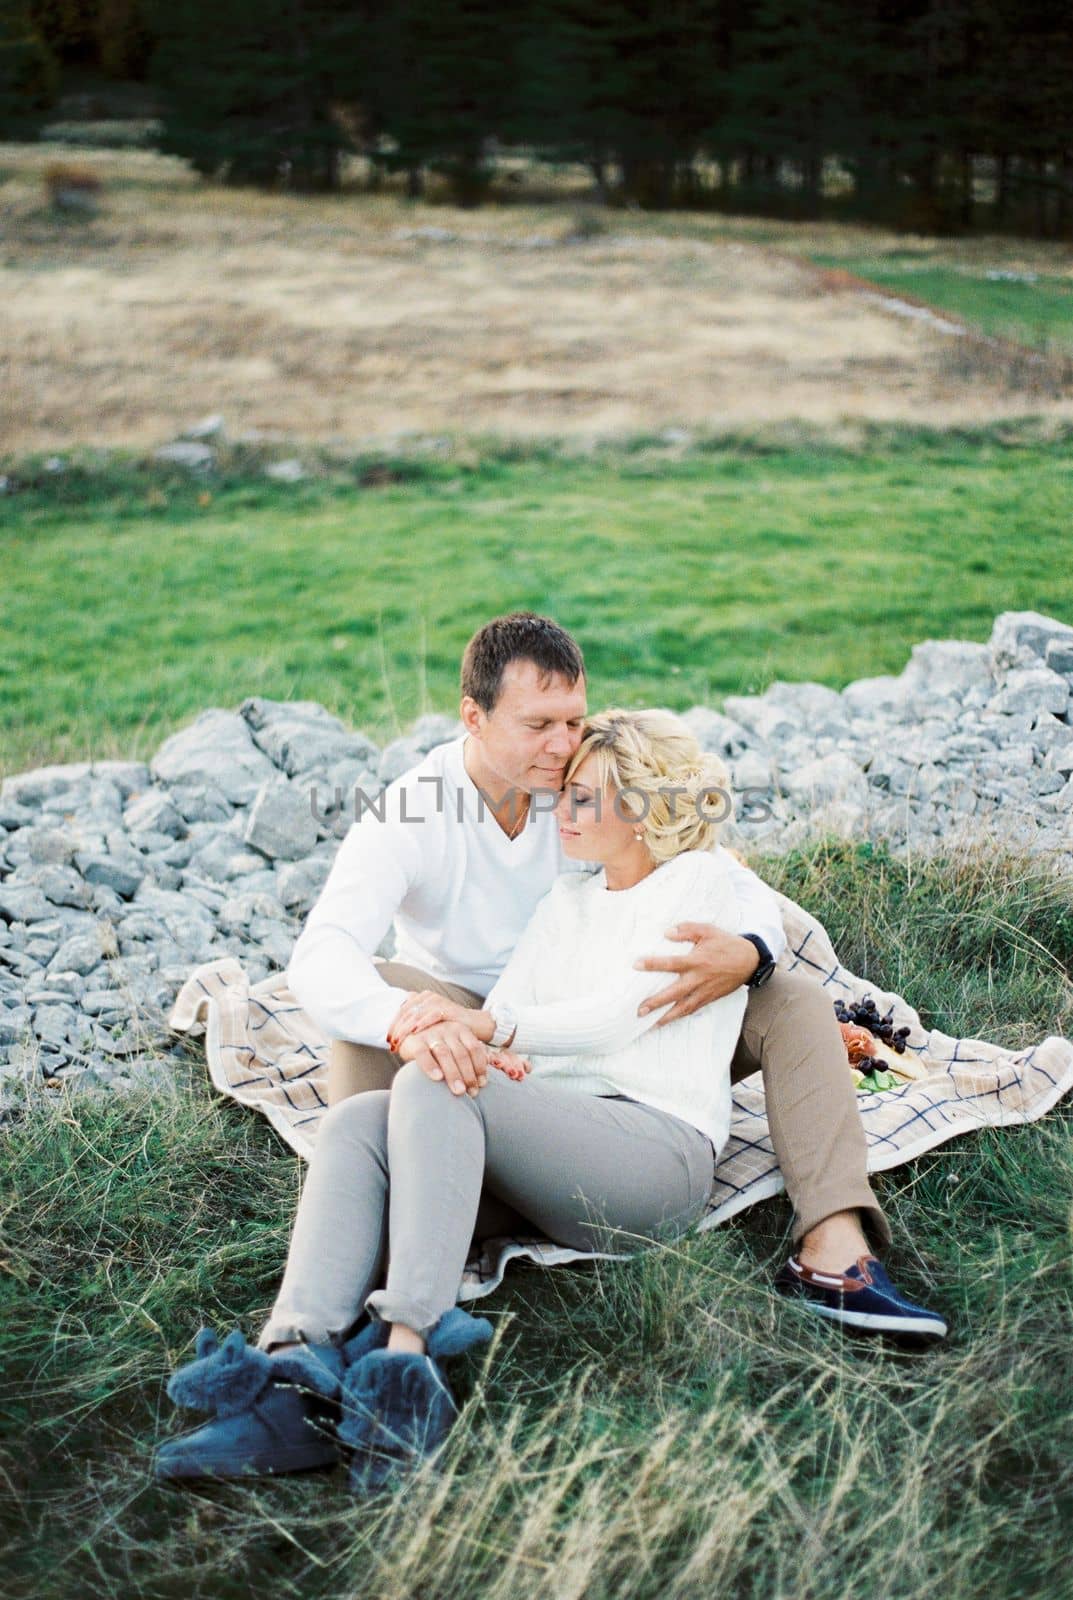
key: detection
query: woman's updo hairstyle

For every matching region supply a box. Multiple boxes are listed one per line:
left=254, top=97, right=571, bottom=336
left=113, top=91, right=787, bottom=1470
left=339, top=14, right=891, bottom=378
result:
left=564, top=708, right=732, bottom=864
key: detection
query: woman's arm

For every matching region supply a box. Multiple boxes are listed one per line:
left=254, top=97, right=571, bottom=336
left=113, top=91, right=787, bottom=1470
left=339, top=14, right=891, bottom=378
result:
left=488, top=857, right=741, bottom=1058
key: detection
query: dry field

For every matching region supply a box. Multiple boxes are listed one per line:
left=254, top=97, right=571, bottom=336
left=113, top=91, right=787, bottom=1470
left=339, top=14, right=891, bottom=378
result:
left=3, top=144, right=1073, bottom=454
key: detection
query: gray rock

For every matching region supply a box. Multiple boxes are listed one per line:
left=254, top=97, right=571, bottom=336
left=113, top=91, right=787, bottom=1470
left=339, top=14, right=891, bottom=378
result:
left=680, top=707, right=756, bottom=758
left=0, top=947, right=43, bottom=977
left=0, top=763, right=92, bottom=807
left=240, top=697, right=379, bottom=778
left=117, top=1056, right=177, bottom=1092
left=864, top=750, right=914, bottom=795
left=91, top=883, right=125, bottom=916
left=33, top=1004, right=79, bottom=1050
left=410, top=713, right=462, bottom=748
left=989, top=611, right=1073, bottom=675
left=731, top=750, right=773, bottom=792
left=0, top=795, right=33, bottom=829
left=1045, top=743, right=1073, bottom=776
left=841, top=676, right=909, bottom=717
left=48, top=932, right=106, bottom=976
left=161, top=837, right=196, bottom=868
left=0, top=886, right=56, bottom=924
left=782, top=752, right=868, bottom=807
left=89, top=762, right=151, bottom=799
left=182, top=414, right=225, bottom=441
left=244, top=777, right=320, bottom=861
left=22, top=864, right=94, bottom=910
left=722, top=695, right=796, bottom=746
left=217, top=891, right=288, bottom=935
left=378, top=715, right=460, bottom=784
left=247, top=921, right=295, bottom=971
left=378, top=736, right=427, bottom=785
left=124, top=789, right=188, bottom=838
left=0, top=1012, right=32, bottom=1046
left=900, top=639, right=991, bottom=697
left=990, top=667, right=1069, bottom=718
left=1042, top=777, right=1073, bottom=813
left=82, top=989, right=132, bottom=1019
left=154, top=440, right=215, bottom=470
left=264, top=459, right=307, bottom=483
left=1044, top=637, right=1073, bottom=677
left=77, top=855, right=143, bottom=900
left=151, top=709, right=276, bottom=804
left=1031, top=769, right=1067, bottom=796
left=276, top=856, right=331, bottom=913
left=19, top=825, right=79, bottom=865
left=167, top=780, right=233, bottom=825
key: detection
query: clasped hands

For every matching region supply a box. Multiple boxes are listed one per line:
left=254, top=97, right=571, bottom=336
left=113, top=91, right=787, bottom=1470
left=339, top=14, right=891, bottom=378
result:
left=385, top=925, right=758, bottom=1098
left=387, top=994, right=529, bottom=1098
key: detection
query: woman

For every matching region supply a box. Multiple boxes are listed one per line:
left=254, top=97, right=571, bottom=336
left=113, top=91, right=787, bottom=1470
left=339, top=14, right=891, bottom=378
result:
left=154, top=710, right=749, bottom=1493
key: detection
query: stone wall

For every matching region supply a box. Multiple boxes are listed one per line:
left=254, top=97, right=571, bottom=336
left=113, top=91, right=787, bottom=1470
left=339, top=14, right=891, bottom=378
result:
left=1, top=610, right=1070, bottom=1108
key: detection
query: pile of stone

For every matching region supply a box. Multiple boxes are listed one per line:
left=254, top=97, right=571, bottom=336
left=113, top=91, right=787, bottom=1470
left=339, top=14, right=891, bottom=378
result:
left=0, top=702, right=458, bottom=1109
left=0, top=610, right=1070, bottom=1110
left=687, top=608, right=1073, bottom=861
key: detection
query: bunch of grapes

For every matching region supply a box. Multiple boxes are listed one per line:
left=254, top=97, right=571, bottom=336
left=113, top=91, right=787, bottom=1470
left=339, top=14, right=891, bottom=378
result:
left=833, top=995, right=911, bottom=1054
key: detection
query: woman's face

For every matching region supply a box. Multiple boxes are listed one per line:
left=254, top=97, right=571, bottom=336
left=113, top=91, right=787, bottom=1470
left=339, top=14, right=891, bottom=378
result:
left=554, top=752, right=645, bottom=865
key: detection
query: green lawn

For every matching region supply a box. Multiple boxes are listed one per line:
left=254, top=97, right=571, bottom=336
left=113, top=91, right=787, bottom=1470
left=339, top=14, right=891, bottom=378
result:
left=4, top=434, right=1073, bottom=778
left=2, top=842, right=1070, bottom=1600
left=810, top=253, right=1073, bottom=352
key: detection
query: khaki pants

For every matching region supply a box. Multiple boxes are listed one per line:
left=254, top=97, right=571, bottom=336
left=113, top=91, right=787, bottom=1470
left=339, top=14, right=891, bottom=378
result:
left=329, top=961, right=891, bottom=1252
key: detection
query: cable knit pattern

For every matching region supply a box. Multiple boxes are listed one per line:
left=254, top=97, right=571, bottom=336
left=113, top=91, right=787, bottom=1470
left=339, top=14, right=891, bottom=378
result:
left=484, top=850, right=747, bottom=1153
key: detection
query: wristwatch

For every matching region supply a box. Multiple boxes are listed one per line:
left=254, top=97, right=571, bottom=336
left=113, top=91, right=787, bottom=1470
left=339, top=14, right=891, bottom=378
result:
left=487, top=999, right=518, bottom=1049
left=741, top=934, right=776, bottom=989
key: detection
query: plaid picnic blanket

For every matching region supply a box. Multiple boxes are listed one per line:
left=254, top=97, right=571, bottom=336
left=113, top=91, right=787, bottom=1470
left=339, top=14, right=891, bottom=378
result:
left=168, top=890, right=1073, bottom=1300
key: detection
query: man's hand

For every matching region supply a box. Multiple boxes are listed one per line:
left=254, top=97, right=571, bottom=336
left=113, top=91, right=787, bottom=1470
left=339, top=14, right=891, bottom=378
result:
left=634, top=924, right=760, bottom=1027
left=388, top=990, right=492, bottom=1052
left=395, top=1018, right=491, bottom=1096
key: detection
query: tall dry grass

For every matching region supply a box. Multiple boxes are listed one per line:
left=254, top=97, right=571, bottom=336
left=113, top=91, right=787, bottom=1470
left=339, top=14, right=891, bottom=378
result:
left=1, top=842, right=1070, bottom=1600
left=4, top=145, right=1073, bottom=456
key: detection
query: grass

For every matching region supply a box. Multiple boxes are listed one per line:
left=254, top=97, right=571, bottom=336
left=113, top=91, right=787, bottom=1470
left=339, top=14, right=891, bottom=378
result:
left=4, top=431, right=1073, bottom=778
left=809, top=252, right=1073, bottom=352
left=1, top=840, right=1070, bottom=1600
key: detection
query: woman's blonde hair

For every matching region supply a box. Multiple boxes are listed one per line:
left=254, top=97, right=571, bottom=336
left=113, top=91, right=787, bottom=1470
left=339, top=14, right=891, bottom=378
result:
left=564, top=708, right=732, bottom=863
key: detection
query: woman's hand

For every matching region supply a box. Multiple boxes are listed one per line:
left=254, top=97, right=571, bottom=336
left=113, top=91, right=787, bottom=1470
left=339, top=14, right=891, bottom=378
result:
left=487, top=1047, right=531, bottom=1083
left=387, top=990, right=493, bottom=1051
left=395, top=1018, right=492, bottom=1097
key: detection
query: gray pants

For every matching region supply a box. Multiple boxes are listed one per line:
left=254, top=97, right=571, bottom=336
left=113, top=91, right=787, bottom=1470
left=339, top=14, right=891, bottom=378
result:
left=258, top=1060, right=716, bottom=1347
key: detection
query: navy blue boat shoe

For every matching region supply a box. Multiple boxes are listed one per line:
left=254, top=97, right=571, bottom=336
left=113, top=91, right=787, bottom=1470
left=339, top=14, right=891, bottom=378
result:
left=774, top=1254, right=948, bottom=1339
left=338, top=1307, right=493, bottom=1494
left=153, top=1327, right=349, bottom=1481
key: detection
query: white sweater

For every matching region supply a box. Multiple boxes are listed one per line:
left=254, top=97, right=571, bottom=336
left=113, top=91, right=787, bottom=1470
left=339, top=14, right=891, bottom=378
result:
left=288, top=734, right=786, bottom=1051
left=485, top=851, right=747, bottom=1153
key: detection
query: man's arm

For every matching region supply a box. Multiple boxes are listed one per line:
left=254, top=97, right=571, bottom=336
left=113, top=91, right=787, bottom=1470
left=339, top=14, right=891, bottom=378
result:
left=287, top=811, right=422, bottom=1048
left=635, top=846, right=786, bottom=1027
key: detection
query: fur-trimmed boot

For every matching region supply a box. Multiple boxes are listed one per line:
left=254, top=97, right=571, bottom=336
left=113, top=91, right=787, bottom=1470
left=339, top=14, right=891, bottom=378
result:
left=153, top=1327, right=351, bottom=1482
left=338, top=1308, right=493, bottom=1495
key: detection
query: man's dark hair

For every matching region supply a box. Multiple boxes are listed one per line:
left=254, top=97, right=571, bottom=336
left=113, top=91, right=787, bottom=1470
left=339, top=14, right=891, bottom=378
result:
left=461, top=613, right=585, bottom=712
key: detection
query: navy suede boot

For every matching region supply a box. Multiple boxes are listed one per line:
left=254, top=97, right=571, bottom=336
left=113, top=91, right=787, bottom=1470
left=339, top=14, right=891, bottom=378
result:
left=338, top=1308, right=493, bottom=1495
left=153, top=1327, right=348, bottom=1482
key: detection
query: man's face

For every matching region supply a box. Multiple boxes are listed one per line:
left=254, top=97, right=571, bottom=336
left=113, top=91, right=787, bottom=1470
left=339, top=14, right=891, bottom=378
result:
left=463, top=659, right=587, bottom=797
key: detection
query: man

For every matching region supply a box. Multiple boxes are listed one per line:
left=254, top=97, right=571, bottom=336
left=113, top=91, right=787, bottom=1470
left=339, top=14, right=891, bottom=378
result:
left=290, top=611, right=946, bottom=1339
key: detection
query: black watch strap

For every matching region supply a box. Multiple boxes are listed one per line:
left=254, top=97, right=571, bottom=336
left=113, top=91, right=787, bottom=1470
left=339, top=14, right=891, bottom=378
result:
left=742, top=933, right=776, bottom=989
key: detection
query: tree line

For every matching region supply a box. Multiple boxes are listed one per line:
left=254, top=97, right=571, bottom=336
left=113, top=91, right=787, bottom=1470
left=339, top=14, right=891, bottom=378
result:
left=3, top=0, right=1072, bottom=237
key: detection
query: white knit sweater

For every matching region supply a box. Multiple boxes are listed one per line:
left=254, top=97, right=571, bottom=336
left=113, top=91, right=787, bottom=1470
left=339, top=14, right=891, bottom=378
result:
left=484, top=850, right=747, bottom=1154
